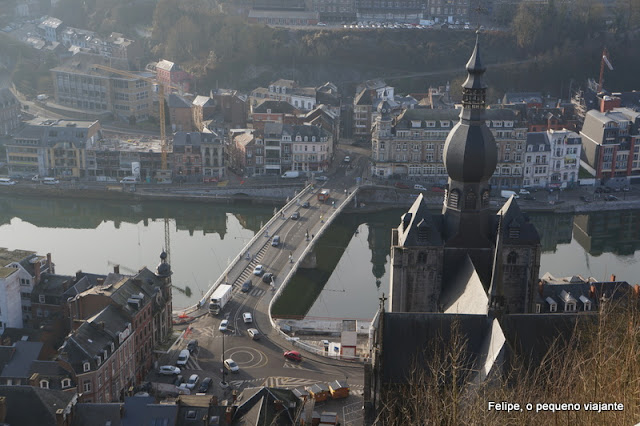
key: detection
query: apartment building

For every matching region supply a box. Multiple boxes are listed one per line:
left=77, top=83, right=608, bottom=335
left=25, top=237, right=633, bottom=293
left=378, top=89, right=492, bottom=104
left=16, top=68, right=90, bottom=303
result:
left=522, top=129, right=581, bottom=189
left=232, top=130, right=264, bottom=177
left=0, top=88, right=21, bottom=136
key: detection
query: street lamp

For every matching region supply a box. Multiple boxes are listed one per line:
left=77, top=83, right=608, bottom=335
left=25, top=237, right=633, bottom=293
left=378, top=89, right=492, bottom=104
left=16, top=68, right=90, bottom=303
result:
left=220, top=329, right=228, bottom=388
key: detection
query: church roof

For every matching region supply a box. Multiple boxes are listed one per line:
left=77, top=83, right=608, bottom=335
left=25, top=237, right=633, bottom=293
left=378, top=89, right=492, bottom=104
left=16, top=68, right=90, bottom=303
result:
left=496, top=197, right=540, bottom=244
left=441, top=255, right=489, bottom=315
left=396, top=194, right=442, bottom=247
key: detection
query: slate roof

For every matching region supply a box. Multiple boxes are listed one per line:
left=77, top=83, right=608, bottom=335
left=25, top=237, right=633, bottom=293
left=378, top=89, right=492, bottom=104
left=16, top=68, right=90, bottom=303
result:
left=502, top=92, right=543, bottom=105
left=173, top=132, right=221, bottom=147
left=233, top=387, right=301, bottom=425
left=441, top=255, right=489, bottom=315
left=51, top=53, right=130, bottom=76
left=380, top=313, right=492, bottom=384
left=396, top=194, right=443, bottom=247
left=253, top=100, right=297, bottom=114
left=121, top=395, right=177, bottom=426
left=29, top=360, right=70, bottom=378
left=72, top=403, right=123, bottom=426
left=282, top=124, right=329, bottom=141
left=176, top=395, right=225, bottom=426
left=0, top=385, right=77, bottom=426
left=525, top=131, right=550, bottom=150
left=168, top=94, right=192, bottom=109
left=0, top=341, right=44, bottom=379
left=192, top=96, right=214, bottom=108
left=495, top=197, right=540, bottom=245
left=156, top=60, right=176, bottom=72
left=234, top=132, right=255, bottom=148
left=33, top=273, right=75, bottom=297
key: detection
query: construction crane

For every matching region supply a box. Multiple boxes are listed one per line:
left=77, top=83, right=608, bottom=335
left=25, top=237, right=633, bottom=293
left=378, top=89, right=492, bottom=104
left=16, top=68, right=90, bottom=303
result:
left=93, top=64, right=179, bottom=263
left=598, top=48, right=614, bottom=93
left=92, top=64, right=181, bottom=183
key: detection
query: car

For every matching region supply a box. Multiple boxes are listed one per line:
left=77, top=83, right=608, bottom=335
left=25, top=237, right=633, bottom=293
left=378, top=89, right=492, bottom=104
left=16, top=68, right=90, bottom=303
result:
left=243, top=312, right=253, bottom=323
left=0, top=178, right=16, bottom=185
left=224, top=358, right=239, bottom=373
left=42, top=178, right=59, bottom=185
left=519, top=188, right=531, bottom=195
left=290, top=212, right=300, bottom=220
left=247, top=328, right=261, bottom=340
left=623, top=186, right=631, bottom=192
left=430, top=186, right=445, bottom=193
left=262, top=272, right=275, bottom=283
left=284, top=350, right=302, bottom=362
left=219, top=319, right=229, bottom=332
left=521, top=194, right=536, bottom=201
left=604, top=195, right=618, bottom=201
left=187, top=339, right=199, bottom=353
left=241, top=279, right=252, bottom=293
left=317, top=22, right=327, bottom=26
left=394, top=182, right=409, bottom=189
left=159, top=365, right=181, bottom=375
left=198, top=377, right=212, bottom=393
left=31, top=175, right=41, bottom=182
left=414, top=184, right=427, bottom=191
left=580, top=195, right=591, bottom=203
left=271, top=235, right=280, bottom=246
left=176, top=349, right=190, bottom=366
left=185, top=374, right=199, bottom=389
left=253, top=265, right=264, bottom=275
left=173, top=375, right=184, bottom=386
left=301, top=201, right=310, bottom=208
left=343, top=155, right=351, bottom=163
left=314, top=175, right=329, bottom=182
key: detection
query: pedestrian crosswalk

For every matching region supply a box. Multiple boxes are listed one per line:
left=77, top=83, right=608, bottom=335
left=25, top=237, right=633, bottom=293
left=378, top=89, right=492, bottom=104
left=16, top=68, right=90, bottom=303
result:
left=183, top=357, right=202, bottom=371
left=283, top=361, right=308, bottom=370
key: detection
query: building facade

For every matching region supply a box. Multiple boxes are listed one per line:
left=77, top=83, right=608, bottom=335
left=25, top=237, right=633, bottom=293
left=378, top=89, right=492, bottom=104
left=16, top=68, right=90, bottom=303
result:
left=0, top=88, right=20, bottom=136
left=523, top=129, right=581, bottom=189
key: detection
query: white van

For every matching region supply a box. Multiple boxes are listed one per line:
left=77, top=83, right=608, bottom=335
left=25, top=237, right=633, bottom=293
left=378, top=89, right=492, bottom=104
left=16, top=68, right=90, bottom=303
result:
left=42, top=177, right=59, bottom=185
left=120, top=176, right=139, bottom=184
left=0, top=178, right=16, bottom=185
left=500, top=190, right=519, bottom=199
left=176, top=349, right=190, bottom=366
left=414, top=184, right=427, bottom=191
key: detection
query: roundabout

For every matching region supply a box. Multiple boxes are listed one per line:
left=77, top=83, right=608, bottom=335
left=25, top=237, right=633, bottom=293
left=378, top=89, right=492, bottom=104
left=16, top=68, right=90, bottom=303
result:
left=224, top=346, right=269, bottom=369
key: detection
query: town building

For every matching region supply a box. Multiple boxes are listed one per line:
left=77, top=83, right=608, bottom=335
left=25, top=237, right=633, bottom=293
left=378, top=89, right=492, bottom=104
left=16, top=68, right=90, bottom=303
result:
left=522, top=129, right=581, bottom=189
left=353, top=80, right=394, bottom=140
left=167, top=94, right=193, bottom=132
left=580, top=107, right=640, bottom=181
left=250, top=100, right=299, bottom=131
left=248, top=9, right=320, bottom=26
left=0, top=248, right=53, bottom=331
left=155, top=59, right=191, bottom=92
left=37, top=17, right=63, bottom=43
left=51, top=54, right=153, bottom=121
left=0, top=385, right=77, bottom=426
left=0, top=88, right=21, bottom=136
left=371, top=106, right=527, bottom=189
left=212, top=89, right=248, bottom=128
left=231, top=130, right=264, bottom=177
left=191, top=95, right=216, bottom=132
left=358, top=0, right=425, bottom=22
left=58, top=304, right=135, bottom=403
left=250, top=79, right=318, bottom=112
left=7, top=118, right=101, bottom=178
left=309, top=0, right=356, bottom=22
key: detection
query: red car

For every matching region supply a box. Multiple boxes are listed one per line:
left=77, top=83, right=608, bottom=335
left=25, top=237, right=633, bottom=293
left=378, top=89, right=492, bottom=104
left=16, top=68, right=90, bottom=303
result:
left=430, top=186, right=445, bottom=193
left=394, top=182, right=410, bottom=189
left=284, top=350, right=302, bottom=362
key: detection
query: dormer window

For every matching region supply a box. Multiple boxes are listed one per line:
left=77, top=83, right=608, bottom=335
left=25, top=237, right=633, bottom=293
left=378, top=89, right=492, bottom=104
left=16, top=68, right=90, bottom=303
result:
left=39, top=379, right=49, bottom=389
left=83, top=361, right=91, bottom=372
left=61, top=378, right=71, bottom=389
left=579, top=295, right=592, bottom=311
left=312, top=136, right=316, bottom=142
left=440, top=121, right=450, bottom=128
left=493, top=121, right=502, bottom=127
left=426, top=121, right=435, bottom=127
left=527, top=145, right=533, bottom=152
left=546, top=297, right=557, bottom=312
left=539, top=145, right=545, bottom=151
left=110, top=343, right=115, bottom=352
left=411, top=120, right=421, bottom=128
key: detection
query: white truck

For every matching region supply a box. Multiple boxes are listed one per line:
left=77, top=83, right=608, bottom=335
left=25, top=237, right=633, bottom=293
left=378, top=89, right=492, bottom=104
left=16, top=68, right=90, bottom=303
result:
left=209, top=284, right=233, bottom=315
left=500, top=190, right=519, bottom=199
left=281, top=171, right=300, bottom=179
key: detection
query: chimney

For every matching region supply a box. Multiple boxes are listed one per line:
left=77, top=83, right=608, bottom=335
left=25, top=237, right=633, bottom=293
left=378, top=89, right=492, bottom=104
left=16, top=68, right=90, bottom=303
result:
left=224, top=406, right=235, bottom=424
left=0, top=396, right=6, bottom=423
left=114, top=264, right=120, bottom=274
left=97, top=278, right=105, bottom=286
left=46, top=253, right=52, bottom=271
left=34, top=260, right=41, bottom=284
left=538, top=280, right=544, bottom=297
left=589, top=285, right=596, bottom=299
left=55, top=408, right=65, bottom=426
left=610, top=274, right=616, bottom=282
left=29, top=372, right=40, bottom=386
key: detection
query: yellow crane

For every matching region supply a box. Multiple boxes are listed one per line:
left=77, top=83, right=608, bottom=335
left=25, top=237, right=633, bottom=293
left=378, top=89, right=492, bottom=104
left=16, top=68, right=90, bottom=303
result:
left=93, top=64, right=180, bottom=262
left=92, top=63, right=180, bottom=183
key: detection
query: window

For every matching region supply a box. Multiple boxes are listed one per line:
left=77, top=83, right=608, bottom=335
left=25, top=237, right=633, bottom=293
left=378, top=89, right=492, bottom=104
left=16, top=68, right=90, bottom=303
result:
left=507, top=251, right=518, bottom=264
left=39, top=295, right=45, bottom=304
left=83, top=380, right=92, bottom=392
left=61, top=378, right=71, bottom=389
left=83, top=362, right=90, bottom=372
left=39, top=380, right=49, bottom=389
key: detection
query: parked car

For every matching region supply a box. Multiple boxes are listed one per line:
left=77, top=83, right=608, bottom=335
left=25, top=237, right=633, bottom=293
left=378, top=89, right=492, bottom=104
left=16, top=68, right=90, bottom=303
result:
left=219, top=319, right=229, bottom=332
left=241, top=279, right=252, bottom=293
left=42, top=177, right=59, bottom=185
left=187, top=339, right=199, bottom=354
left=343, top=155, right=351, bottom=163
left=243, top=312, right=253, bottom=323
left=262, top=273, right=275, bottom=283
left=176, top=349, right=190, bottom=366
left=394, top=182, right=409, bottom=189
left=430, top=186, right=445, bottom=193
left=159, top=365, right=181, bottom=376
left=198, top=377, right=212, bottom=393
left=519, top=188, right=531, bottom=195
left=224, top=358, right=239, bottom=373
left=185, top=374, right=199, bottom=390
left=284, top=351, right=302, bottom=362
left=253, top=265, right=264, bottom=275
left=604, top=195, right=618, bottom=201
left=414, top=184, right=427, bottom=191
left=301, top=201, right=310, bottom=208
left=173, top=375, right=184, bottom=386
left=290, top=211, right=300, bottom=220
left=521, top=194, right=536, bottom=201
left=247, top=328, right=261, bottom=340
left=580, top=196, right=591, bottom=203
left=314, top=175, right=329, bottom=182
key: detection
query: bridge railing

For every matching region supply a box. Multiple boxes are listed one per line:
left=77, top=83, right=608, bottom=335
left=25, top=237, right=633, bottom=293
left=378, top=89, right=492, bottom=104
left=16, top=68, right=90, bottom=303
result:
left=175, top=184, right=314, bottom=315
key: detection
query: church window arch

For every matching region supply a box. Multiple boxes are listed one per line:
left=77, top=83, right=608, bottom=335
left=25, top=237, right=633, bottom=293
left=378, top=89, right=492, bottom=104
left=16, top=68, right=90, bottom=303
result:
left=507, top=251, right=518, bottom=264
left=465, top=189, right=476, bottom=209
left=448, top=189, right=460, bottom=209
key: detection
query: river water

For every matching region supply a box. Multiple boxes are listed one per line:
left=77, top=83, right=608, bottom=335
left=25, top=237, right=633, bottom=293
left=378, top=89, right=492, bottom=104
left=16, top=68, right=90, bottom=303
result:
left=0, top=194, right=639, bottom=318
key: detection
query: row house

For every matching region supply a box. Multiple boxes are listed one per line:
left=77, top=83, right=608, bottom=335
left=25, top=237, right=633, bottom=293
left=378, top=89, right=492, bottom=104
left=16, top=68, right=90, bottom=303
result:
left=580, top=107, right=640, bottom=181
left=231, top=130, right=264, bottom=177
left=51, top=54, right=153, bottom=120
left=172, top=132, right=225, bottom=182
left=68, top=259, right=172, bottom=385
left=212, top=89, right=248, bottom=128
left=371, top=105, right=526, bottom=188
left=290, top=124, right=332, bottom=173
left=0, top=248, right=53, bottom=332
left=526, top=107, right=580, bottom=132
left=309, top=0, right=357, bottom=22
left=353, top=80, right=394, bottom=140
left=58, top=304, right=135, bottom=403
left=191, top=95, right=216, bottom=132
left=6, top=119, right=100, bottom=178
left=0, top=88, right=21, bottom=136
left=250, top=100, right=299, bottom=131
left=167, top=94, right=193, bottom=132
left=250, top=79, right=318, bottom=112
left=522, top=130, right=581, bottom=189
left=155, top=59, right=191, bottom=93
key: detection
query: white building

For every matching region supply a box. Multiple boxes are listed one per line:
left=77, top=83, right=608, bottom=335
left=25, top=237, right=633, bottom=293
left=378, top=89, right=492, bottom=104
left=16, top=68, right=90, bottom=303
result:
left=523, top=129, right=581, bottom=189
left=0, top=248, right=52, bottom=331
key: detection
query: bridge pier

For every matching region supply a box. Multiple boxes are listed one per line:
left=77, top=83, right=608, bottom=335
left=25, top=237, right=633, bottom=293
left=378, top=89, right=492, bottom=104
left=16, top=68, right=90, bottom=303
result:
left=299, top=249, right=317, bottom=269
